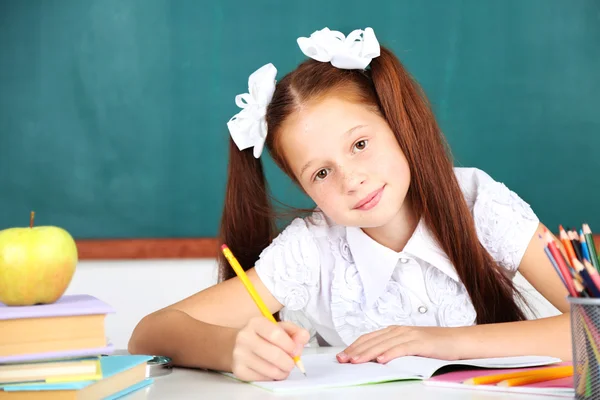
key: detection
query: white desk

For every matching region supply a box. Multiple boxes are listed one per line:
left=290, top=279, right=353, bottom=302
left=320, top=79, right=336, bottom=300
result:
left=124, top=348, right=567, bottom=400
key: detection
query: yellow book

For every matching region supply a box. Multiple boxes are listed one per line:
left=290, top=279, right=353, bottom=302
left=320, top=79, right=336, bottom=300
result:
left=0, top=358, right=102, bottom=385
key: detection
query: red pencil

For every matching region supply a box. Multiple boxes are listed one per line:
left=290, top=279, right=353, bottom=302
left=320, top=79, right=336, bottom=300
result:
left=545, top=231, right=578, bottom=297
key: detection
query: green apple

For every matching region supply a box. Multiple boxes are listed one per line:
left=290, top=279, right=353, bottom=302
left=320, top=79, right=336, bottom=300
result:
left=0, top=214, right=78, bottom=306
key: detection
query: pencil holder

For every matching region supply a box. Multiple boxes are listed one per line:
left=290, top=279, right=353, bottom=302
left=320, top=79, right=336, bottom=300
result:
left=569, top=296, right=600, bottom=399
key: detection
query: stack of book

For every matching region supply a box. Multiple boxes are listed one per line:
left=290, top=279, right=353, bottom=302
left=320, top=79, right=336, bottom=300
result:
left=0, top=294, right=152, bottom=399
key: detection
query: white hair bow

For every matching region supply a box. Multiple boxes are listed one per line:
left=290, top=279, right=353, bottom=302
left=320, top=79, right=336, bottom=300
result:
left=297, top=27, right=380, bottom=70
left=227, top=63, right=277, bottom=158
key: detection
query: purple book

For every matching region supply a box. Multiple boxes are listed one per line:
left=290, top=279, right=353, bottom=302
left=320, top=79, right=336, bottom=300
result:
left=0, top=294, right=115, bottom=364
left=0, top=294, right=115, bottom=320
left=0, top=344, right=115, bottom=364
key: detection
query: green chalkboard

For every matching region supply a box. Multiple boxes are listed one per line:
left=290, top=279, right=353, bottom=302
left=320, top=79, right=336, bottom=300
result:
left=1, top=0, right=599, bottom=239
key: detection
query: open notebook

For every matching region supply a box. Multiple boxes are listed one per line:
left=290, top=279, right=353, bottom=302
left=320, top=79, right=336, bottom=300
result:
left=224, top=353, right=563, bottom=392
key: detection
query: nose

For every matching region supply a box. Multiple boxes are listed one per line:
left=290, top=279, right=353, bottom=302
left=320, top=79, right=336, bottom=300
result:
left=342, top=168, right=367, bottom=193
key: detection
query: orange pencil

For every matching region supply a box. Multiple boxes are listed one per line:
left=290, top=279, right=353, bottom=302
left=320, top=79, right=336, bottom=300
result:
left=464, top=365, right=573, bottom=385
left=559, top=226, right=578, bottom=263
left=496, top=366, right=573, bottom=387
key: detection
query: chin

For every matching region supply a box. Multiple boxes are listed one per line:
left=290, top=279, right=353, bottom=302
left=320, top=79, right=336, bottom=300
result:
left=345, top=207, right=400, bottom=229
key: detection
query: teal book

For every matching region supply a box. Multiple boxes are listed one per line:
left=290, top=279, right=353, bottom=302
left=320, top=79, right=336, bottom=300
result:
left=0, top=355, right=153, bottom=399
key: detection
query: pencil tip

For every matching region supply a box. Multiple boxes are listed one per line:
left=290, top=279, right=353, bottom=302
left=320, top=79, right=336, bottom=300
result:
left=295, top=360, right=306, bottom=376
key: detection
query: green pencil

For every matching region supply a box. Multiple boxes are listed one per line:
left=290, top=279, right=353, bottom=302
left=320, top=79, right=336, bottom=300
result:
left=583, top=224, right=600, bottom=272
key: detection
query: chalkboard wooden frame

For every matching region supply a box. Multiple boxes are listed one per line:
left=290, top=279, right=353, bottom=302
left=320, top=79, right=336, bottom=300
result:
left=76, top=238, right=219, bottom=259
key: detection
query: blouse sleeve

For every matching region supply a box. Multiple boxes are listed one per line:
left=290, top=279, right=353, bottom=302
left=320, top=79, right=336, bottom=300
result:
left=470, top=169, right=540, bottom=275
left=254, top=218, right=321, bottom=311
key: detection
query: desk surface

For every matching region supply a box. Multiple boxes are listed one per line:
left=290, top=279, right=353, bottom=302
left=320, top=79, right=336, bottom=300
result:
left=126, top=348, right=567, bottom=400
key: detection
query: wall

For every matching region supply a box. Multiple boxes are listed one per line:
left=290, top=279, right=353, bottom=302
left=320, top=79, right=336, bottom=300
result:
left=65, top=259, right=218, bottom=350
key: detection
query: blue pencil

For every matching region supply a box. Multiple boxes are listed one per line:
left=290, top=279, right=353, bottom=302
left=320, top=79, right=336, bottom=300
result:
left=580, top=229, right=591, bottom=262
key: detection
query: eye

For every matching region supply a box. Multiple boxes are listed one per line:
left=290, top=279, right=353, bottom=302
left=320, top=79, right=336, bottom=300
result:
left=353, top=139, right=368, bottom=153
left=314, top=169, right=329, bottom=181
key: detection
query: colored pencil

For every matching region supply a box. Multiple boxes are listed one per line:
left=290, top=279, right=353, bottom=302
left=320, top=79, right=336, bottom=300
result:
left=580, top=230, right=591, bottom=263
left=571, top=258, right=600, bottom=297
left=545, top=231, right=578, bottom=297
left=559, top=226, right=578, bottom=264
left=220, top=244, right=307, bottom=376
left=496, top=366, right=573, bottom=387
left=544, top=246, right=567, bottom=288
left=463, top=366, right=573, bottom=386
left=577, top=258, right=600, bottom=295
left=549, top=230, right=573, bottom=272
left=583, top=224, right=600, bottom=272
left=569, top=230, right=583, bottom=262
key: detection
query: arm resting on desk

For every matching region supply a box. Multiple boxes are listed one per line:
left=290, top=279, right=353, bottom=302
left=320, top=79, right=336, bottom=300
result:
left=456, top=313, right=571, bottom=360
left=128, top=308, right=238, bottom=371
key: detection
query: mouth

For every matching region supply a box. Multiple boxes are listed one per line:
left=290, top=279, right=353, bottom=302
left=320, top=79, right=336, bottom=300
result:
left=353, top=185, right=385, bottom=211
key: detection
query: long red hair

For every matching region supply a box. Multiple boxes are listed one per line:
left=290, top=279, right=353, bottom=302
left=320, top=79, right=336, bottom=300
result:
left=219, top=46, right=528, bottom=324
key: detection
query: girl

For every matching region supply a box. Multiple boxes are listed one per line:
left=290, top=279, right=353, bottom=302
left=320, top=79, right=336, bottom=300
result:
left=129, top=27, right=571, bottom=382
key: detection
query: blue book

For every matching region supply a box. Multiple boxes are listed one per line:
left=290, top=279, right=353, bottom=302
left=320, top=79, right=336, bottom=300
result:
left=0, top=355, right=153, bottom=399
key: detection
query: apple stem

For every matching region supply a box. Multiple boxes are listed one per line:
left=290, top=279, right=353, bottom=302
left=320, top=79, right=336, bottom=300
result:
left=30, top=211, right=35, bottom=228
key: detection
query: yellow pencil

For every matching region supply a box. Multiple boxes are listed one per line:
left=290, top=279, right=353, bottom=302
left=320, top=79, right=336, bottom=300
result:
left=221, top=244, right=306, bottom=376
left=496, top=367, right=573, bottom=387
left=463, top=365, right=572, bottom=385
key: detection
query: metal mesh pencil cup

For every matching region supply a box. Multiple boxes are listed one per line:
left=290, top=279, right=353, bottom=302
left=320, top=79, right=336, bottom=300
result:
left=569, top=296, right=600, bottom=399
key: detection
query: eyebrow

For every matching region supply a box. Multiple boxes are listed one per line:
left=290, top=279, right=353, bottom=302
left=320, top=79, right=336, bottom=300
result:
left=298, top=124, right=368, bottom=178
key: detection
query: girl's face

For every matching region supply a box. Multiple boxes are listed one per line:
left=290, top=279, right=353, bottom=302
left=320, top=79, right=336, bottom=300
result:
left=278, top=95, right=411, bottom=229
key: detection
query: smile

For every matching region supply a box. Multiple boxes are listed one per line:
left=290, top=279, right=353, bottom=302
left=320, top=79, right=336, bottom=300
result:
left=353, top=185, right=385, bottom=211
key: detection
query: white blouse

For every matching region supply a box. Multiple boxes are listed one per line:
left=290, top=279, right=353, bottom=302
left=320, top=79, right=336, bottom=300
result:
left=254, top=167, right=540, bottom=347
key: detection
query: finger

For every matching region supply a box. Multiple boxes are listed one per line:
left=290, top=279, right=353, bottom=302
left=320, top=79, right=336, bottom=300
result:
left=233, top=364, right=275, bottom=382
left=346, top=330, right=398, bottom=358
left=279, top=322, right=310, bottom=355
left=279, top=322, right=310, bottom=344
left=338, top=328, right=392, bottom=362
left=251, top=333, right=296, bottom=373
left=346, top=328, right=391, bottom=351
left=344, top=328, right=407, bottom=361
left=350, top=334, right=413, bottom=364
left=253, top=319, right=297, bottom=356
left=376, top=340, right=420, bottom=364
left=245, top=351, right=291, bottom=381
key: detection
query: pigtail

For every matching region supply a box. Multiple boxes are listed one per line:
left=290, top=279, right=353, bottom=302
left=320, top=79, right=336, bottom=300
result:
left=217, top=138, right=276, bottom=282
left=369, top=47, right=529, bottom=324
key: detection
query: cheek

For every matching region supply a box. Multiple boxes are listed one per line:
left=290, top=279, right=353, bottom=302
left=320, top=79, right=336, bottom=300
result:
left=306, top=184, right=329, bottom=205
left=380, top=147, right=409, bottom=176
left=306, top=185, right=338, bottom=212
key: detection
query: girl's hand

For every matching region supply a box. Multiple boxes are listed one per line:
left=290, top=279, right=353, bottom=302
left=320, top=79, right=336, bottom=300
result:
left=231, top=316, right=309, bottom=382
left=336, top=326, right=462, bottom=364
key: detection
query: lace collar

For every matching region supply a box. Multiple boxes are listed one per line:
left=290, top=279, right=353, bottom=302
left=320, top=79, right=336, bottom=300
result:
left=345, top=219, right=460, bottom=307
